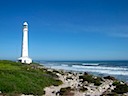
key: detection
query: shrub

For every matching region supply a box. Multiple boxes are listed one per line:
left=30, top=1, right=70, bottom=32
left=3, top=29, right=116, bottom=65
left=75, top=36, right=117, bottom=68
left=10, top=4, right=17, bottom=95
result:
left=84, top=72, right=89, bottom=75
left=79, top=74, right=101, bottom=86
left=53, top=70, right=60, bottom=73
left=101, top=92, right=118, bottom=96
left=112, top=81, right=121, bottom=86
left=46, top=71, right=59, bottom=78
left=66, top=77, right=73, bottom=80
left=104, top=76, right=116, bottom=80
left=52, top=80, right=63, bottom=86
left=59, top=87, right=74, bottom=96
left=79, top=87, right=88, bottom=92
left=113, top=83, right=128, bottom=94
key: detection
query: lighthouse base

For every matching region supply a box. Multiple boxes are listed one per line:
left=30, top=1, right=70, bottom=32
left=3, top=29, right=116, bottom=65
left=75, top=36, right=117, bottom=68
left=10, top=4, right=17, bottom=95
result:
left=18, top=57, right=32, bottom=64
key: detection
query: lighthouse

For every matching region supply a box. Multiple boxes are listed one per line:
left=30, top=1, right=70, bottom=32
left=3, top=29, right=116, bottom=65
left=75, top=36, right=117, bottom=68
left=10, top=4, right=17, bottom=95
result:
left=18, top=22, right=32, bottom=64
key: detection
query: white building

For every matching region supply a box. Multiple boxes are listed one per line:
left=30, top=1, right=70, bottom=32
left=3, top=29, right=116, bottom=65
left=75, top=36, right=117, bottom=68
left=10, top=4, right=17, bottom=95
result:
left=18, top=22, right=32, bottom=64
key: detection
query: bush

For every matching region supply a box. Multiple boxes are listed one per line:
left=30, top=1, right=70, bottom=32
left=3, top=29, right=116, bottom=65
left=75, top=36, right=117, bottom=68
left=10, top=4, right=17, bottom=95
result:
left=104, top=76, right=116, bottom=80
left=113, top=84, right=128, bottom=94
left=46, top=71, right=59, bottom=78
left=66, top=77, right=73, bottom=80
left=79, top=87, right=88, bottom=92
left=79, top=74, right=101, bottom=86
left=101, top=92, right=118, bottom=96
left=53, top=70, right=60, bottom=73
left=84, top=72, right=89, bottom=75
left=60, top=87, right=74, bottom=96
left=112, top=81, right=121, bottom=86
left=53, top=80, right=63, bottom=86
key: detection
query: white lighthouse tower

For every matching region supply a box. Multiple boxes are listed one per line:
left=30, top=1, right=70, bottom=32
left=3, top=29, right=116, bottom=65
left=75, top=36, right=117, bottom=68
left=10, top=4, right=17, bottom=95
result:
left=18, top=22, right=32, bottom=64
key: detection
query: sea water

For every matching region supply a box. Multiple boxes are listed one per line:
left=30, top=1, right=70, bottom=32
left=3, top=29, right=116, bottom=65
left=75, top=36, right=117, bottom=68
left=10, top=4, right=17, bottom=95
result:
left=37, top=60, right=128, bottom=82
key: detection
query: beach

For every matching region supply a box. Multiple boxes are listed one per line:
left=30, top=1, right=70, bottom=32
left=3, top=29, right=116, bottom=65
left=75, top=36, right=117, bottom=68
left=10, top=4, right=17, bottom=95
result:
left=42, top=66, right=128, bottom=96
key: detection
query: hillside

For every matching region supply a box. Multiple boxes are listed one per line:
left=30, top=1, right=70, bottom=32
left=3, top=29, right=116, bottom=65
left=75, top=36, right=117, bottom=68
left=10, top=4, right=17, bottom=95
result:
left=0, top=60, right=62, bottom=96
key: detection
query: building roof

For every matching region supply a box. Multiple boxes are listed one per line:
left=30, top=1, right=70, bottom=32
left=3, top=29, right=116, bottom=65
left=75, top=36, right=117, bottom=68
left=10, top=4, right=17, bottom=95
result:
left=23, top=22, right=28, bottom=26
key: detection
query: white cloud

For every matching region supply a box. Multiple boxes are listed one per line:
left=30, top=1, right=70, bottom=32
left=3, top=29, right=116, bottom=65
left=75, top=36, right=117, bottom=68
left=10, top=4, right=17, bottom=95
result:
left=110, top=33, right=128, bottom=38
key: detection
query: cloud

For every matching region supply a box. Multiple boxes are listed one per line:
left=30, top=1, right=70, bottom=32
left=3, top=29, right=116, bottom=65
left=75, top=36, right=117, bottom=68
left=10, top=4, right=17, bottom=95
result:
left=104, top=26, right=128, bottom=38
left=40, top=20, right=128, bottom=38
left=110, top=33, right=128, bottom=38
left=62, top=22, right=128, bottom=38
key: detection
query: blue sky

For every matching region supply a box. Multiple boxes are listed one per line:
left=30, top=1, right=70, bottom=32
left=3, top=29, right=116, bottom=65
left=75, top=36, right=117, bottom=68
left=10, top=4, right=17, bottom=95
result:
left=0, top=0, right=128, bottom=60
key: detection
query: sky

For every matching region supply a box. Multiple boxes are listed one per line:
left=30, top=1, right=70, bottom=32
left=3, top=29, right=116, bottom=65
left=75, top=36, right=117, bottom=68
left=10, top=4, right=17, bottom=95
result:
left=0, top=0, right=128, bottom=60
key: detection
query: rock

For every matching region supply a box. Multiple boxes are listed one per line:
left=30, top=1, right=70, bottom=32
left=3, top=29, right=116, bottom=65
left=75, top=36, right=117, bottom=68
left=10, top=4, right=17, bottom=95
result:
left=104, top=76, right=116, bottom=80
left=84, top=72, right=89, bottom=75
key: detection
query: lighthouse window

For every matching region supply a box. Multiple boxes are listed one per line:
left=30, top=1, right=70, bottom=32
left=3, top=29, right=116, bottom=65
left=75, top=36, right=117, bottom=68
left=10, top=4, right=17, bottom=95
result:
left=24, top=25, right=27, bottom=28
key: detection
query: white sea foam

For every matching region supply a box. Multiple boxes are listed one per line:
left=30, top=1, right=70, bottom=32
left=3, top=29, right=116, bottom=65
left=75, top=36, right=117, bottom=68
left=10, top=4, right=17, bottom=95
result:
left=72, top=65, right=128, bottom=71
left=61, top=64, right=68, bottom=67
left=41, top=61, right=128, bottom=82
left=50, top=65, right=128, bottom=76
left=82, top=63, right=99, bottom=66
left=79, top=69, right=128, bottom=76
left=51, top=66, right=73, bottom=71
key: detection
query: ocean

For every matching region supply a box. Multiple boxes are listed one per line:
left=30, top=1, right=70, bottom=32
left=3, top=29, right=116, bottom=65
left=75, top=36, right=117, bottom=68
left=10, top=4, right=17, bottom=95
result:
left=37, top=60, right=128, bottom=82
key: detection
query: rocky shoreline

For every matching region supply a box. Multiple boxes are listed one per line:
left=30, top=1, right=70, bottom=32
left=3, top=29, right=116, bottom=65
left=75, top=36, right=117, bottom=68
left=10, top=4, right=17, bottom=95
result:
left=0, top=60, right=127, bottom=96
left=42, top=67, right=128, bottom=96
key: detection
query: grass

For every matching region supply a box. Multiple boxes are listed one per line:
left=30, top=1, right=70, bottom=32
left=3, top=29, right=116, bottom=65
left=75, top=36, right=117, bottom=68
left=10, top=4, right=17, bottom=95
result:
left=0, top=60, right=62, bottom=95
left=0, top=60, right=21, bottom=70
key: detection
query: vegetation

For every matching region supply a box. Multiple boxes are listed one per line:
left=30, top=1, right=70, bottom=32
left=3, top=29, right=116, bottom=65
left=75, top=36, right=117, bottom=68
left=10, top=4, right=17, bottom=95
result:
left=59, top=87, right=74, bottom=96
left=45, top=71, right=59, bottom=78
left=0, top=60, right=62, bottom=95
left=104, top=76, right=116, bottom=80
left=79, top=86, right=88, bottom=92
left=112, top=81, right=121, bottom=86
left=79, top=74, right=102, bottom=86
left=101, top=92, right=118, bottom=96
left=112, top=81, right=128, bottom=94
left=66, top=77, right=73, bottom=80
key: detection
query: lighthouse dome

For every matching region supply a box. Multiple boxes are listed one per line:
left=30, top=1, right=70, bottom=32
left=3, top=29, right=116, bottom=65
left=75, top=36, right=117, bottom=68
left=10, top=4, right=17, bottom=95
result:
left=23, top=22, right=28, bottom=26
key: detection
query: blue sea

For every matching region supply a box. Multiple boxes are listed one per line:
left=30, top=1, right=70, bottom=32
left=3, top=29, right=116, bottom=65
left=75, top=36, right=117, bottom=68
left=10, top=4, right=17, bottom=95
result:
left=36, top=60, right=128, bottom=82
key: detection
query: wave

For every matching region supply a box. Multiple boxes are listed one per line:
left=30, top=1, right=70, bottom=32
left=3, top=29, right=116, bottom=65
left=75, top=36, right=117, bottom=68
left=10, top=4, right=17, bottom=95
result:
left=72, top=65, right=128, bottom=71
left=61, top=64, right=68, bottom=67
left=41, top=61, right=128, bottom=82
left=79, top=69, right=128, bottom=76
left=82, top=63, right=99, bottom=66
left=50, top=65, right=128, bottom=76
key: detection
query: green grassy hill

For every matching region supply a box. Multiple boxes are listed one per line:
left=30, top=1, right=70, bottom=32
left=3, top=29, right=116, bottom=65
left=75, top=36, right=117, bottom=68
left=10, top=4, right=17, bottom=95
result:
left=0, top=60, right=62, bottom=96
